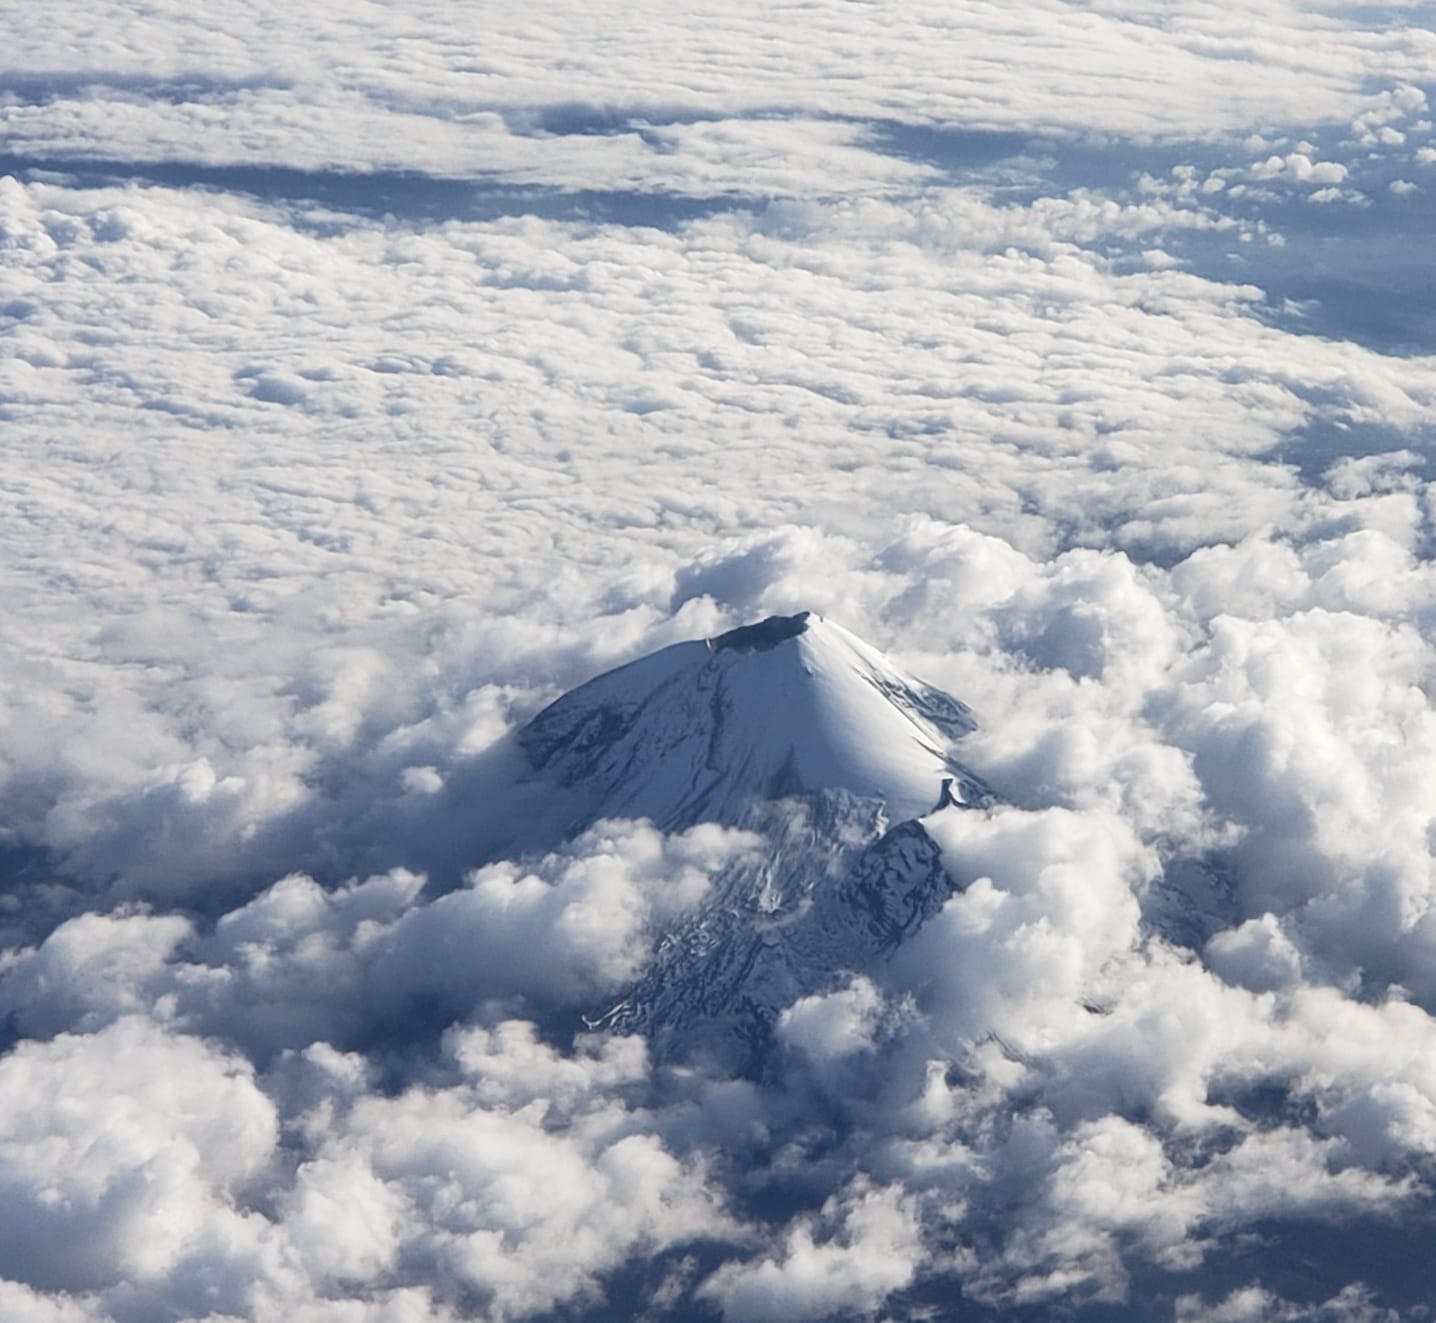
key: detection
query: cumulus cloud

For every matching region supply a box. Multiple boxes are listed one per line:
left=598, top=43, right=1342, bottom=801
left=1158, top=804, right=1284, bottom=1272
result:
left=291, top=1042, right=735, bottom=1319
left=0, top=1017, right=278, bottom=1297
left=1176, top=1284, right=1404, bottom=1323
left=0, top=1282, right=108, bottom=1323
left=0, top=821, right=759, bottom=1058
left=777, top=977, right=886, bottom=1066
left=1250, top=151, right=1349, bottom=184
left=366, top=819, right=760, bottom=1014
left=0, top=1006, right=740, bottom=1320
left=699, top=1181, right=922, bottom=1322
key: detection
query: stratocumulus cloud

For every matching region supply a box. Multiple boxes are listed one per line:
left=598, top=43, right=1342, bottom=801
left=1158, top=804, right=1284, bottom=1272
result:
left=2, top=0, right=1436, bottom=1319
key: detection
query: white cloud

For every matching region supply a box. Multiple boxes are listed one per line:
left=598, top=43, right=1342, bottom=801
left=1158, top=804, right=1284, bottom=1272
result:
left=1176, top=1284, right=1402, bottom=1323
left=0, top=1018, right=278, bottom=1295
left=0, top=1282, right=107, bottom=1323
left=1250, top=152, right=1349, bottom=184
left=0, top=1007, right=739, bottom=1319
left=699, top=1181, right=921, bottom=1323
left=2, top=0, right=1436, bottom=183
left=778, top=977, right=886, bottom=1065
left=367, top=819, right=761, bottom=1012
left=295, top=1032, right=736, bottom=1320
left=897, top=803, right=1151, bottom=1047
left=1204, top=913, right=1306, bottom=991
left=0, top=823, right=759, bottom=1057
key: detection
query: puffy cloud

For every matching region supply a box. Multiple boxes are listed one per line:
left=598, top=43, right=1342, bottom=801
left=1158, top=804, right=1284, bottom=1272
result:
left=995, top=548, right=1183, bottom=689
left=0, top=1018, right=278, bottom=1296
left=0, top=908, right=194, bottom=1036
left=898, top=804, right=1151, bottom=1048
left=0, top=1282, right=107, bottom=1323
left=0, top=822, right=759, bottom=1056
left=699, top=1181, right=922, bottom=1323
left=283, top=1026, right=736, bottom=1320
left=1163, top=606, right=1436, bottom=989
left=1176, top=1284, right=1403, bottom=1323
left=1204, top=913, right=1306, bottom=992
left=0, top=1008, right=738, bottom=1320
left=777, top=977, right=886, bottom=1066
left=1250, top=152, right=1349, bottom=184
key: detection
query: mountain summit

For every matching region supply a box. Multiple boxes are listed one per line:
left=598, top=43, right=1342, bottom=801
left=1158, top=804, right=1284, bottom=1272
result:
left=516, top=611, right=986, bottom=839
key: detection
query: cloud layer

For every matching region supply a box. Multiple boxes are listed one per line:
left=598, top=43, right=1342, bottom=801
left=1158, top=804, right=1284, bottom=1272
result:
left=3, top=0, right=1436, bottom=1319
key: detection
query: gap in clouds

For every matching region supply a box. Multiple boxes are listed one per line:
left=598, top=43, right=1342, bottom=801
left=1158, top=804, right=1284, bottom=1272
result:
left=882, top=112, right=1436, bottom=357
left=0, top=156, right=746, bottom=231
left=860, top=1212, right=1436, bottom=1323
left=0, top=72, right=294, bottom=106
left=1322, top=1, right=1436, bottom=27
left=1279, top=416, right=1434, bottom=487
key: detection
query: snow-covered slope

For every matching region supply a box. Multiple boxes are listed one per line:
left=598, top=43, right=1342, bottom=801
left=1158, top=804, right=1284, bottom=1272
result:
left=514, top=611, right=986, bottom=840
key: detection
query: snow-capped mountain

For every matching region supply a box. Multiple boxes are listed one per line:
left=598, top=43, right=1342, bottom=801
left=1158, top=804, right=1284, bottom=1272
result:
left=516, top=611, right=987, bottom=838
left=494, top=612, right=990, bottom=1068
